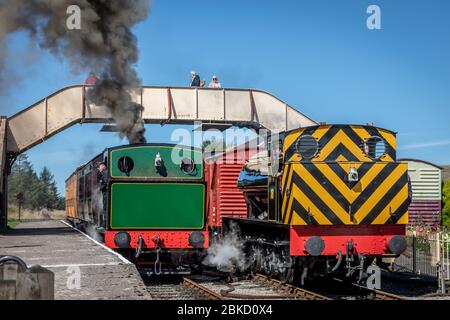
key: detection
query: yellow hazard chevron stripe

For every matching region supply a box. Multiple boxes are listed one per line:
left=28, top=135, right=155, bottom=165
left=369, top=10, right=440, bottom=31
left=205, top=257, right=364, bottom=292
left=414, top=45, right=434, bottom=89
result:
left=283, top=125, right=397, bottom=163
left=281, top=162, right=408, bottom=225
left=281, top=125, right=406, bottom=226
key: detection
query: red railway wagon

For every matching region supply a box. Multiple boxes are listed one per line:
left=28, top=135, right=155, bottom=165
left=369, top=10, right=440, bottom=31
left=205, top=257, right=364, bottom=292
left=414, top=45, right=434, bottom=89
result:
left=205, top=146, right=260, bottom=229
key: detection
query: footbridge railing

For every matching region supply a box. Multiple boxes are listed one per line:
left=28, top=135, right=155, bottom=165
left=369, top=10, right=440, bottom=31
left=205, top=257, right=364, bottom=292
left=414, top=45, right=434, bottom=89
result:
left=5, top=85, right=317, bottom=155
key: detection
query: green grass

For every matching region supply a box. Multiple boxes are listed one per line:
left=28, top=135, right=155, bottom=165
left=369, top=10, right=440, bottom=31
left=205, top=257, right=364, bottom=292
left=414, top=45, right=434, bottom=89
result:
left=7, top=219, right=21, bottom=229
left=7, top=205, right=66, bottom=221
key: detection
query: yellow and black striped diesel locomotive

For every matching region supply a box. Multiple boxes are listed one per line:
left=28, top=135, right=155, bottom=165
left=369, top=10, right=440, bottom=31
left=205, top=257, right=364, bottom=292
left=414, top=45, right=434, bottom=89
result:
left=225, top=124, right=409, bottom=283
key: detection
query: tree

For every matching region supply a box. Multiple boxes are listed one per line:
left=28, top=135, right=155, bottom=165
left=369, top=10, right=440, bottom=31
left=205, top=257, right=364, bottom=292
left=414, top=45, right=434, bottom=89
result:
left=35, top=167, right=59, bottom=210
left=8, top=154, right=64, bottom=211
left=203, top=138, right=226, bottom=155
left=442, top=180, right=450, bottom=229
left=8, top=154, right=40, bottom=209
left=56, top=197, right=66, bottom=210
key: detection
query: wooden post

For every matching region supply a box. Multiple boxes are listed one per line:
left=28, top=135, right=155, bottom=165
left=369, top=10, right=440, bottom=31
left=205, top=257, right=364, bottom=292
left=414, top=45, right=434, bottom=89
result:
left=16, top=265, right=55, bottom=300
left=0, top=262, right=19, bottom=280
left=0, top=281, right=16, bottom=300
left=432, top=233, right=440, bottom=267
left=0, top=116, right=7, bottom=230
left=0, top=263, right=18, bottom=300
left=412, top=235, right=417, bottom=274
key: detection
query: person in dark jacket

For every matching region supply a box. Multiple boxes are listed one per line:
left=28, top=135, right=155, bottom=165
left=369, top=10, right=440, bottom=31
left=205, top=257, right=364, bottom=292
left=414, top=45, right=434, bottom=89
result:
left=407, top=174, right=413, bottom=206
left=85, top=72, right=99, bottom=85
left=97, top=162, right=108, bottom=230
left=190, top=71, right=201, bottom=87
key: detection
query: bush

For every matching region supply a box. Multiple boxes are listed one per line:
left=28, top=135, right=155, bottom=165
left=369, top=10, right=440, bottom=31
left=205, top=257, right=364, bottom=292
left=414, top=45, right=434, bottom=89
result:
left=442, top=180, right=450, bottom=229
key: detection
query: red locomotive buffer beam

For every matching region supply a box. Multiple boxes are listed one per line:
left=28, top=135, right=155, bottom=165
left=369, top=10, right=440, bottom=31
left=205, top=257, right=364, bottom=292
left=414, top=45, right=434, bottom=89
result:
left=105, top=231, right=210, bottom=249
left=290, top=225, right=406, bottom=256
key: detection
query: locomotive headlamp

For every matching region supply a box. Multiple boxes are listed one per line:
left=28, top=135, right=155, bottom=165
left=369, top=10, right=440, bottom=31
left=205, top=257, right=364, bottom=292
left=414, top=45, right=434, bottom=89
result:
left=387, top=236, right=407, bottom=255
left=305, top=236, right=325, bottom=256
left=181, top=157, right=196, bottom=174
left=188, top=231, right=205, bottom=248
left=114, top=231, right=131, bottom=248
left=348, top=167, right=359, bottom=182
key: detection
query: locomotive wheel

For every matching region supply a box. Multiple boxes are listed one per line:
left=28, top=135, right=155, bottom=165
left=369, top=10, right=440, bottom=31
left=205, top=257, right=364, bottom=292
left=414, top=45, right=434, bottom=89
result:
left=277, top=249, right=294, bottom=283
left=250, top=246, right=263, bottom=273
left=263, top=249, right=276, bottom=277
left=263, top=257, right=272, bottom=276
left=278, top=268, right=294, bottom=283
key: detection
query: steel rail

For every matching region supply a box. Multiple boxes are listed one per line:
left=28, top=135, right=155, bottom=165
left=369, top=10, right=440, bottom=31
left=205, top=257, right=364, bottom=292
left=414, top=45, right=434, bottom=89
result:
left=219, top=282, right=294, bottom=300
left=182, top=277, right=224, bottom=300
left=253, top=274, right=332, bottom=300
left=332, top=277, right=408, bottom=300
left=365, top=286, right=408, bottom=300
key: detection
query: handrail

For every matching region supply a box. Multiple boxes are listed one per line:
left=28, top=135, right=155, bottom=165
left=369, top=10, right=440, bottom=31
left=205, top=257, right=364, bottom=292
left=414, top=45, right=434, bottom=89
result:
left=7, top=85, right=316, bottom=122
left=0, top=255, right=28, bottom=272
left=4, top=85, right=317, bottom=155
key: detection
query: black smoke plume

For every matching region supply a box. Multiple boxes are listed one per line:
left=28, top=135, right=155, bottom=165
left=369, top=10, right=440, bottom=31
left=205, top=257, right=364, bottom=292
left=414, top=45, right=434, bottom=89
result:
left=0, top=0, right=150, bottom=143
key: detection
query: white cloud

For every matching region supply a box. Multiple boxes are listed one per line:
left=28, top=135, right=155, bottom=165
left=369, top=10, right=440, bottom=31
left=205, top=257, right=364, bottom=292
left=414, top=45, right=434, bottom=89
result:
left=398, top=139, right=450, bottom=150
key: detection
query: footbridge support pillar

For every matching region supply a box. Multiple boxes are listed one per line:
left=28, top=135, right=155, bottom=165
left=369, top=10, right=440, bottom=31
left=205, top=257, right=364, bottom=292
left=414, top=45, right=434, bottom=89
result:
left=0, top=116, right=7, bottom=230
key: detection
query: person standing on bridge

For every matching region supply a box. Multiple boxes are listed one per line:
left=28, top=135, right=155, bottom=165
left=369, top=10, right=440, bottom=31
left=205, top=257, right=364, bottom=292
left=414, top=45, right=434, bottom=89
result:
left=85, top=72, right=99, bottom=86
left=208, top=75, right=222, bottom=88
left=190, top=71, right=201, bottom=87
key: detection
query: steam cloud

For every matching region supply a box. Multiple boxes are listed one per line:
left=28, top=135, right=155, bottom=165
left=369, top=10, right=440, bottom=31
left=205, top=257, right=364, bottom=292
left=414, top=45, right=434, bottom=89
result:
left=202, top=222, right=249, bottom=273
left=85, top=223, right=103, bottom=243
left=0, top=0, right=150, bottom=143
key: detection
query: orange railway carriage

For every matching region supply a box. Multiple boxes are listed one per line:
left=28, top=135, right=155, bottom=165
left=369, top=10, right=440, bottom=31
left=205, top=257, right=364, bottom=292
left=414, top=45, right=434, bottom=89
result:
left=65, top=172, right=78, bottom=220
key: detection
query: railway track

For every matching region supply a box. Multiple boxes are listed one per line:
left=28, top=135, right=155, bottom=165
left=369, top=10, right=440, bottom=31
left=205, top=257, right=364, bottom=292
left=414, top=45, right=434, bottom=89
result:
left=245, top=274, right=407, bottom=301
left=252, top=273, right=331, bottom=300
left=330, top=277, right=408, bottom=300
left=144, top=276, right=206, bottom=300
left=348, top=281, right=408, bottom=300
left=369, top=289, right=408, bottom=300
left=145, top=273, right=407, bottom=300
left=180, top=274, right=331, bottom=300
left=182, top=277, right=224, bottom=300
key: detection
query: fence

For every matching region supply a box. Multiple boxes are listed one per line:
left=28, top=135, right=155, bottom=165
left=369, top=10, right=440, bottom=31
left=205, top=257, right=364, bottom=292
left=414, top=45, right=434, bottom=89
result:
left=394, top=231, right=450, bottom=293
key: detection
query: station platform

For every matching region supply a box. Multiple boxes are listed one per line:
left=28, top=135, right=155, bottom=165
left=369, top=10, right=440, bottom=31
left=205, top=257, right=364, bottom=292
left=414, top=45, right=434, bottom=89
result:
left=0, top=220, right=151, bottom=300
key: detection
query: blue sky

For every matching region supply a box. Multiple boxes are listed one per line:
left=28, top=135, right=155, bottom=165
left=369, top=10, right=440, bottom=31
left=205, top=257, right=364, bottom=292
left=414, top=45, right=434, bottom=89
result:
left=1, top=0, right=449, bottom=194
